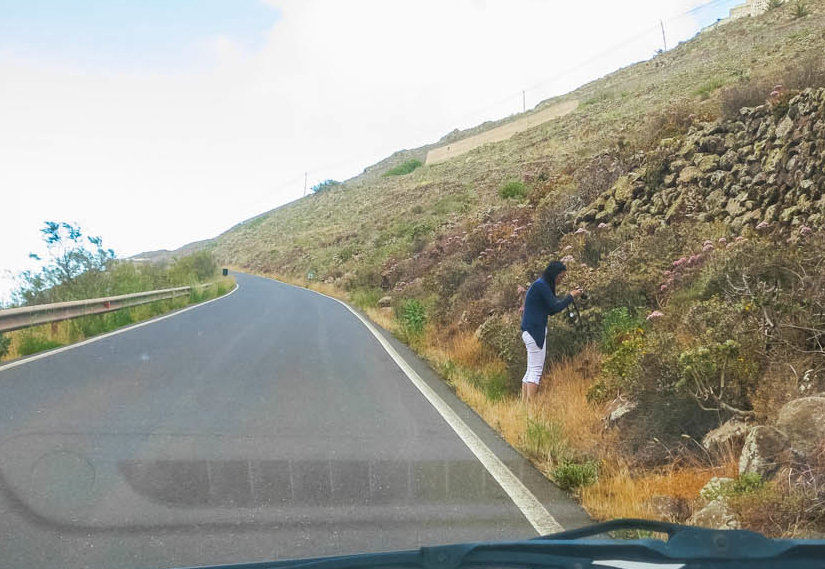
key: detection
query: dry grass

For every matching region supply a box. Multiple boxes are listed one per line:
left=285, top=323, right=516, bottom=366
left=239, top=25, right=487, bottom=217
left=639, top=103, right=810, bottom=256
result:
left=530, top=346, right=606, bottom=457
left=581, top=459, right=738, bottom=521
left=365, top=306, right=399, bottom=333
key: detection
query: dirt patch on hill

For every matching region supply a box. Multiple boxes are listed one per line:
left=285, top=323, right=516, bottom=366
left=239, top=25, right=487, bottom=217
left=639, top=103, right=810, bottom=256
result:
left=425, top=99, right=579, bottom=165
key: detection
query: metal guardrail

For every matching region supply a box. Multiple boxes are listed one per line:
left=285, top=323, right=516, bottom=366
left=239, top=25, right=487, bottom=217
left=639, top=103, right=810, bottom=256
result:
left=0, top=284, right=211, bottom=333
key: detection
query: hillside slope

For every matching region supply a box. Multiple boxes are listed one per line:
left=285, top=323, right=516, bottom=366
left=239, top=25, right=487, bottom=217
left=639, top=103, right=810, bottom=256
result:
left=188, top=2, right=825, bottom=535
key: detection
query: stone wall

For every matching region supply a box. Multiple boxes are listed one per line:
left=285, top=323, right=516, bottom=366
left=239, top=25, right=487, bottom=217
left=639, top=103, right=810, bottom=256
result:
left=576, top=87, right=825, bottom=232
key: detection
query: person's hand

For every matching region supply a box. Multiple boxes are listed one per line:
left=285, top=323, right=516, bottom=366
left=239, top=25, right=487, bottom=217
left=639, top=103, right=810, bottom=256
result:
left=571, top=288, right=584, bottom=299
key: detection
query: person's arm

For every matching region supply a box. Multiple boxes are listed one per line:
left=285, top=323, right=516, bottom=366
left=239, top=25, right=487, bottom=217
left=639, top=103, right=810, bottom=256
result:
left=539, top=282, right=574, bottom=315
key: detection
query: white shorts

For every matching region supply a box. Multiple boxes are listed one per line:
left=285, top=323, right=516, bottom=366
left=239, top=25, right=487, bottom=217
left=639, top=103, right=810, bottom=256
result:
left=521, top=329, right=547, bottom=385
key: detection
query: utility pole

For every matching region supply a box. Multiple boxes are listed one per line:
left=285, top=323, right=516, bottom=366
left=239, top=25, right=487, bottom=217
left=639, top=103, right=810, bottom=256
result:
left=660, top=19, right=667, bottom=52
left=303, top=171, right=308, bottom=196
left=522, top=90, right=526, bottom=113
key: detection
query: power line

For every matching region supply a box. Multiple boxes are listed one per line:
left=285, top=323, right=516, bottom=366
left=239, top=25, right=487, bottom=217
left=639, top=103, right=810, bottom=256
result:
left=265, top=0, right=742, bottom=209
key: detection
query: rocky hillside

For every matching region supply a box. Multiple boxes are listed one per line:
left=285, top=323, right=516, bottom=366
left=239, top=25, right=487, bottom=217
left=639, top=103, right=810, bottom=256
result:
left=577, top=87, right=825, bottom=232
left=163, top=0, right=825, bottom=536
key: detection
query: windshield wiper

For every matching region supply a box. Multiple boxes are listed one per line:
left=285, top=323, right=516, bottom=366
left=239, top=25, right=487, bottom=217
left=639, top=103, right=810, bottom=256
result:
left=175, top=519, right=825, bottom=569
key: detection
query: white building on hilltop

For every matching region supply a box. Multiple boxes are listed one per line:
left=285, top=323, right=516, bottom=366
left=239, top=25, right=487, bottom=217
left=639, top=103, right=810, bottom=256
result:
left=730, top=0, right=786, bottom=19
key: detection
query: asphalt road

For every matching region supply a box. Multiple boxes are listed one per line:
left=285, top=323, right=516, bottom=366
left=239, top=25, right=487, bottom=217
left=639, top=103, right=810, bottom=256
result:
left=0, top=272, right=589, bottom=569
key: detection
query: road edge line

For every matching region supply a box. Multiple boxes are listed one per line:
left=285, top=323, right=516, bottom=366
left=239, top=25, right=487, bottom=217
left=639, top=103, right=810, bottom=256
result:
left=0, top=284, right=239, bottom=372
left=264, top=275, right=563, bottom=535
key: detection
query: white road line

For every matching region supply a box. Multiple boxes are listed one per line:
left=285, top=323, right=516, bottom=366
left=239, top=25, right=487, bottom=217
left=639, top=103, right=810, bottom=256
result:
left=0, top=285, right=239, bottom=372
left=267, top=276, right=564, bottom=536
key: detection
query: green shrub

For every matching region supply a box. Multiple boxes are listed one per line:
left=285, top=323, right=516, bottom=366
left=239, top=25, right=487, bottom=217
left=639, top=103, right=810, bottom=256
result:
left=524, top=419, right=569, bottom=463
left=552, top=460, right=598, bottom=491
left=384, top=159, right=423, bottom=177
left=793, top=1, right=810, bottom=18
left=0, top=334, right=9, bottom=359
left=170, top=251, right=218, bottom=283
left=701, top=473, right=764, bottom=502
left=693, top=77, right=725, bottom=99
left=601, top=307, right=646, bottom=353
left=768, top=0, right=783, bottom=8
left=18, top=335, right=64, bottom=357
left=720, top=78, right=770, bottom=120
left=398, top=299, right=426, bottom=338
left=311, top=179, right=341, bottom=193
left=476, top=314, right=524, bottom=369
left=599, top=330, right=646, bottom=398
left=498, top=180, right=528, bottom=200
left=350, top=288, right=383, bottom=310
left=426, top=260, right=470, bottom=299
left=482, top=370, right=511, bottom=402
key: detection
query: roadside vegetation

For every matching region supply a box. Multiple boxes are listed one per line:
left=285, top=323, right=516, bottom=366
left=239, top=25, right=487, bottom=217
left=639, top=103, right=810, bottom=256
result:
left=196, top=1, right=825, bottom=536
left=0, top=222, right=235, bottom=362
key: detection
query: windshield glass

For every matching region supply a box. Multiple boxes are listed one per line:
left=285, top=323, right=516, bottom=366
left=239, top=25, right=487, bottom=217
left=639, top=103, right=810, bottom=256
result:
left=2, top=1, right=825, bottom=568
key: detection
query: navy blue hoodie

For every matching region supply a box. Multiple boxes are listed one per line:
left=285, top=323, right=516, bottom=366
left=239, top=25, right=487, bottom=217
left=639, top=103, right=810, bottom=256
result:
left=520, top=278, right=573, bottom=349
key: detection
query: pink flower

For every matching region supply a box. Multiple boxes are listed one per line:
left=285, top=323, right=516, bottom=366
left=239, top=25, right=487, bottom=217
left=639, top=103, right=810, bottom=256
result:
left=561, top=255, right=575, bottom=263
left=574, top=227, right=589, bottom=235
left=646, top=310, right=664, bottom=320
left=770, top=90, right=781, bottom=98
left=660, top=284, right=668, bottom=291
left=718, top=237, right=727, bottom=244
left=519, top=306, right=525, bottom=313
left=800, top=226, right=812, bottom=236
left=756, top=221, right=771, bottom=230
left=703, top=239, right=713, bottom=246
left=563, top=245, right=573, bottom=251
left=597, top=223, right=610, bottom=229
left=735, top=236, right=747, bottom=242
left=581, top=263, right=588, bottom=268
left=702, top=244, right=714, bottom=252
left=517, top=285, right=527, bottom=293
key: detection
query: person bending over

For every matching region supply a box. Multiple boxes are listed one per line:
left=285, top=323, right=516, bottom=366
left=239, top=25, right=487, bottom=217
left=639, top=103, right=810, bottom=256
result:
left=520, top=261, right=582, bottom=402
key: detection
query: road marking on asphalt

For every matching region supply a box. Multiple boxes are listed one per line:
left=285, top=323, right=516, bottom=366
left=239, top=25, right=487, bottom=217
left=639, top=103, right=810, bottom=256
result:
left=0, top=285, right=239, bottom=372
left=272, top=277, right=563, bottom=535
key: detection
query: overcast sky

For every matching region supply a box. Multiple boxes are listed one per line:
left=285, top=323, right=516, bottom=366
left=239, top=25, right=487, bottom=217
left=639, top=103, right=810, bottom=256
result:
left=0, top=0, right=738, bottom=302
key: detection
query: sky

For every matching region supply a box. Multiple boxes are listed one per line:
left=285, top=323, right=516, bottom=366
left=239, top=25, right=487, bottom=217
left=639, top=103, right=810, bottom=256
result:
left=0, top=0, right=739, bottom=303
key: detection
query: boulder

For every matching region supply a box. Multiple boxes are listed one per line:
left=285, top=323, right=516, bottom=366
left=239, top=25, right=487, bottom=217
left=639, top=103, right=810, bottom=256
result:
left=702, top=417, right=752, bottom=457
left=720, top=150, right=738, bottom=171
left=726, top=191, right=750, bottom=217
left=612, top=176, right=634, bottom=206
left=688, top=499, right=740, bottom=530
left=776, top=115, right=794, bottom=140
left=678, top=166, right=703, bottom=184
left=604, top=197, right=619, bottom=215
left=776, top=397, right=825, bottom=458
left=739, top=426, right=789, bottom=478
left=645, top=495, right=690, bottom=523
left=604, top=397, right=638, bottom=429
left=698, top=154, right=720, bottom=173
left=378, top=296, right=393, bottom=308
left=705, top=189, right=726, bottom=211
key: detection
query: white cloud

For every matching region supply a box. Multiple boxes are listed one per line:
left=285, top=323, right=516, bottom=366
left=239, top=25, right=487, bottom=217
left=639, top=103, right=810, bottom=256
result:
left=0, top=0, right=718, bottom=301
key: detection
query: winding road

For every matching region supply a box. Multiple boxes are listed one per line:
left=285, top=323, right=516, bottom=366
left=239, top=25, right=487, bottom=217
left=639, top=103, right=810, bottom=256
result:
left=0, top=272, right=589, bottom=569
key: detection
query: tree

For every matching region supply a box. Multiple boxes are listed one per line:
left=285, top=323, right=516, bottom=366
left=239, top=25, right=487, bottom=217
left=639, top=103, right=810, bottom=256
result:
left=311, top=179, right=341, bottom=193
left=12, top=222, right=115, bottom=305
